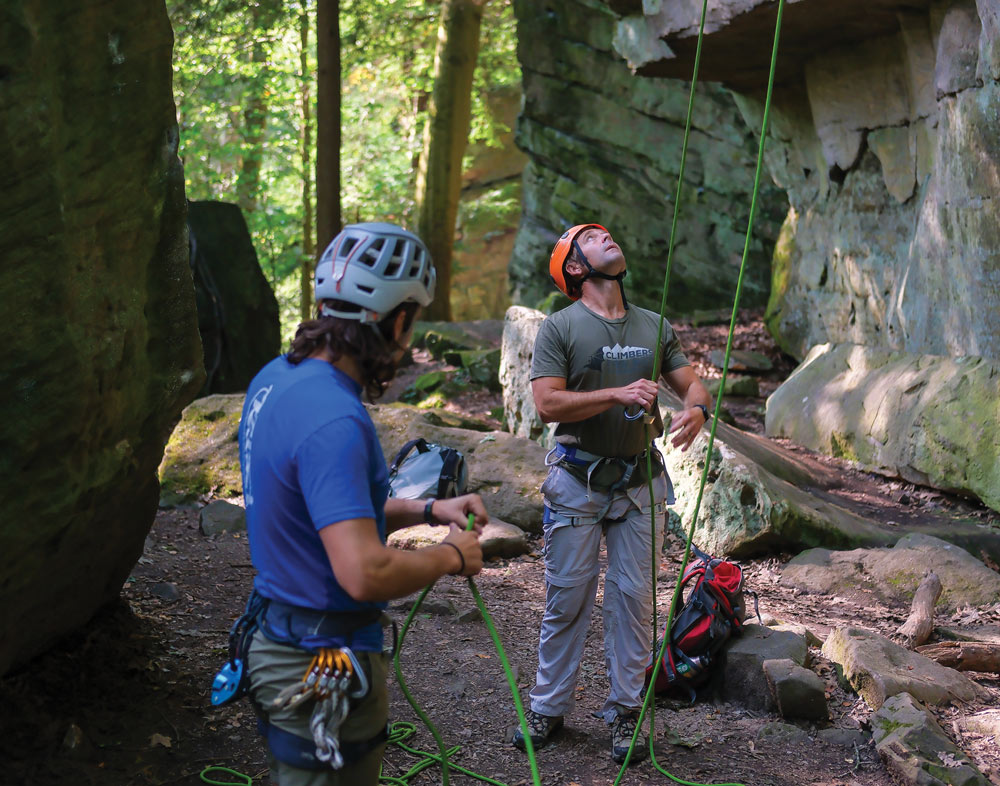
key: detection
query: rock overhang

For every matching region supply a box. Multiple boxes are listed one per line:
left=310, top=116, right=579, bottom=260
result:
left=609, top=0, right=936, bottom=91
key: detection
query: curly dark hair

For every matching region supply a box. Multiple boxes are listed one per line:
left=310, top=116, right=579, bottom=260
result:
left=287, top=300, right=420, bottom=400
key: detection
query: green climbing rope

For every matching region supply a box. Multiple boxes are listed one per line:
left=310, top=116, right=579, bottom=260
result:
left=385, top=515, right=542, bottom=786
left=613, top=0, right=787, bottom=783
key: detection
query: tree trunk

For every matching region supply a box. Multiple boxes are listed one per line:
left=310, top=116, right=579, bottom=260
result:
left=415, top=0, right=488, bottom=322
left=299, top=0, right=315, bottom=321
left=237, top=3, right=277, bottom=212
left=316, top=0, right=341, bottom=252
left=894, top=572, right=942, bottom=649
left=915, top=641, right=1000, bottom=673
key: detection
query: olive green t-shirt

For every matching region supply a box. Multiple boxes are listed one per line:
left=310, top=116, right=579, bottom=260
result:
left=530, top=301, right=689, bottom=458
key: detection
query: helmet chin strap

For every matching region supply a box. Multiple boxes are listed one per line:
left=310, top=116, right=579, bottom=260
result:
left=571, top=239, right=629, bottom=310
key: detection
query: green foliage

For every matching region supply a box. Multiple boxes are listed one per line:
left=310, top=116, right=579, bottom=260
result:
left=169, top=0, right=520, bottom=341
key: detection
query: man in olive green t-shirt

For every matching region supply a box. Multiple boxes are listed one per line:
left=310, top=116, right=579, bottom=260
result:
left=512, top=224, right=711, bottom=764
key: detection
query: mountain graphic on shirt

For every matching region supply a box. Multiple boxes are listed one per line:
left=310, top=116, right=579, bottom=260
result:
left=587, top=343, right=653, bottom=370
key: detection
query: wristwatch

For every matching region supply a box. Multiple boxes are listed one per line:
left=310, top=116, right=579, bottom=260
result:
left=694, top=404, right=710, bottom=422
left=423, top=498, right=437, bottom=525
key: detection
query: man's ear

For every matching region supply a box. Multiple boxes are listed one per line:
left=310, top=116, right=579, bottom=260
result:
left=564, top=256, right=586, bottom=277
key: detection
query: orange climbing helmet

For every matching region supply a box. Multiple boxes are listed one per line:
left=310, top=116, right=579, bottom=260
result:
left=548, top=223, right=608, bottom=299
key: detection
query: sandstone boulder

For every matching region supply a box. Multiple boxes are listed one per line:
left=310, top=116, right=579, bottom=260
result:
left=499, top=306, right=551, bottom=444
left=766, top=343, right=1000, bottom=513
left=0, top=0, right=204, bottom=675
left=718, top=624, right=808, bottom=711
left=822, top=627, right=985, bottom=709
left=388, top=518, right=529, bottom=560
left=873, top=693, right=988, bottom=786
left=762, top=658, right=829, bottom=721
left=187, top=201, right=280, bottom=395
left=781, top=534, right=1000, bottom=610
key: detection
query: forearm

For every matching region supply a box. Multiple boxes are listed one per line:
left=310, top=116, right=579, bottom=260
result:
left=535, top=387, right=620, bottom=423
left=681, top=378, right=712, bottom=411
left=384, top=497, right=430, bottom=533
left=350, top=543, right=461, bottom=601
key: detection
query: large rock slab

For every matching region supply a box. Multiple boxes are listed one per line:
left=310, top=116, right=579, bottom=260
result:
left=187, top=201, right=279, bottom=396
left=499, top=306, right=551, bottom=444
left=0, top=0, right=204, bottom=675
left=873, top=693, right=988, bottom=786
left=822, top=627, right=985, bottom=709
left=782, top=534, right=1000, bottom=610
left=388, top=518, right=529, bottom=560
left=509, top=0, right=783, bottom=315
left=765, top=343, right=1000, bottom=512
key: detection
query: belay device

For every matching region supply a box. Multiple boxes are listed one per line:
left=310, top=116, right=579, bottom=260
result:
left=646, top=544, right=758, bottom=698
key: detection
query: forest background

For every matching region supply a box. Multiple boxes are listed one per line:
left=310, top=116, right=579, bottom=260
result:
left=169, top=0, right=519, bottom=340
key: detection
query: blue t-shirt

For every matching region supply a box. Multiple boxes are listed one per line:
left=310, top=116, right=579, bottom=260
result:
left=238, top=356, right=388, bottom=651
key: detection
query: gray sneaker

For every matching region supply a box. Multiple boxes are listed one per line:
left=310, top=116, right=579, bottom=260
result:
left=610, top=710, right=648, bottom=764
left=512, top=709, right=564, bottom=751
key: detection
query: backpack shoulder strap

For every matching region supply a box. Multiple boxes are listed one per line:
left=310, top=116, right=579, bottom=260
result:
left=436, top=448, right=463, bottom=499
left=389, top=438, right=429, bottom=473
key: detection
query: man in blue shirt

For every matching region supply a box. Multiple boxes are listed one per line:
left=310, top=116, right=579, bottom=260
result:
left=239, top=223, right=487, bottom=785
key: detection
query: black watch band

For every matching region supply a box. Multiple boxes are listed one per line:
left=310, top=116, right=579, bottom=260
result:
left=694, top=404, right=710, bottom=422
left=423, top=498, right=437, bottom=525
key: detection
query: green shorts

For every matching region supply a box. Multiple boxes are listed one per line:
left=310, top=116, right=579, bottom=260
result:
left=248, top=630, right=389, bottom=786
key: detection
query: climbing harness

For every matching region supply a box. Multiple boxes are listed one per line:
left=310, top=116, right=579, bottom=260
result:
left=612, top=0, right=788, bottom=784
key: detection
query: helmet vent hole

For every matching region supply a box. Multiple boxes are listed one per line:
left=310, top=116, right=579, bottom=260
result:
left=340, top=237, right=359, bottom=258
left=357, top=284, right=374, bottom=294
left=383, top=239, right=404, bottom=277
left=358, top=238, right=383, bottom=268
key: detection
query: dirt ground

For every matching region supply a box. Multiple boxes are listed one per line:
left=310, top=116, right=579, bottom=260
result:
left=2, top=311, right=999, bottom=786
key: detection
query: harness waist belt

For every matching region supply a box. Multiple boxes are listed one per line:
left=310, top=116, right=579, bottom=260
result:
left=262, top=600, right=383, bottom=648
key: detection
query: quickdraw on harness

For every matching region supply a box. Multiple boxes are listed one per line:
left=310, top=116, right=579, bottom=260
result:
left=210, top=589, right=391, bottom=773
left=268, top=646, right=371, bottom=769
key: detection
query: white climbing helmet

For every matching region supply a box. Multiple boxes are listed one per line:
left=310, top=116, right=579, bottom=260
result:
left=315, top=223, right=436, bottom=323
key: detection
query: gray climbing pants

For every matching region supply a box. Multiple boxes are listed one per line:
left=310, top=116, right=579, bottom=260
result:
left=528, top=463, right=669, bottom=722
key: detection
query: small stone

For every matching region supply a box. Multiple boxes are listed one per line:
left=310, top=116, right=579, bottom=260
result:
left=199, top=499, right=247, bottom=536
left=755, top=722, right=810, bottom=745
left=817, top=728, right=871, bottom=747
left=457, top=607, right=482, bottom=624
left=62, top=722, right=86, bottom=752
left=708, top=349, right=773, bottom=372
left=150, top=582, right=180, bottom=602
left=763, top=658, right=829, bottom=721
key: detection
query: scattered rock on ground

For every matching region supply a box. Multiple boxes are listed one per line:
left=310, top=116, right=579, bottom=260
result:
left=387, top=518, right=529, bottom=560
left=817, top=727, right=871, bottom=747
left=821, top=627, right=985, bottom=709
left=872, top=693, right=988, bottom=786
left=719, top=624, right=809, bottom=711
left=959, top=709, right=1000, bottom=738
left=755, top=722, right=811, bottom=745
left=767, top=621, right=824, bottom=648
left=199, top=500, right=246, bottom=536
left=709, top=349, right=774, bottom=372
left=763, top=658, right=829, bottom=721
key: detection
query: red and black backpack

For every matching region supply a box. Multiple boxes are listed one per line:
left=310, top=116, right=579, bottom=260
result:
left=646, top=544, right=758, bottom=697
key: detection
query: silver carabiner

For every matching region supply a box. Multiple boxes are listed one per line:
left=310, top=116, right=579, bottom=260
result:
left=341, top=647, right=369, bottom=699
left=623, top=405, right=655, bottom=424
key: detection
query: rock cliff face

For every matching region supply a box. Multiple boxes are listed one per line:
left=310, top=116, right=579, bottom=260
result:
left=0, top=1, right=203, bottom=674
left=614, top=0, right=1000, bottom=361
left=510, top=0, right=786, bottom=314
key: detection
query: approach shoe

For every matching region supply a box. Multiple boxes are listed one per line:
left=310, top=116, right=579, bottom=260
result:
left=610, top=709, right=648, bottom=764
left=512, top=709, right=564, bottom=751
